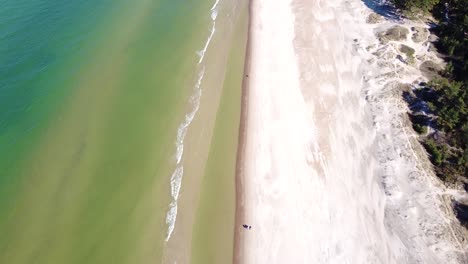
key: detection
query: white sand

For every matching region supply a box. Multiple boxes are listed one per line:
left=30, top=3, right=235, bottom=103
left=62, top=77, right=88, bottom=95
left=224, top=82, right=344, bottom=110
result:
left=237, top=0, right=467, bottom=263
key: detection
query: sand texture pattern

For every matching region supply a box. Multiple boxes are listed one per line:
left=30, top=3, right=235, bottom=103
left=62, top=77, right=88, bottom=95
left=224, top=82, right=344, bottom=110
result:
left=235, top=0, right=467, bottom=263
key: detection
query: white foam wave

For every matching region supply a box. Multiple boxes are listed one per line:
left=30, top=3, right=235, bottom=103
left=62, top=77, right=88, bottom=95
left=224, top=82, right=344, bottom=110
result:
left=198, top=22, right=217, bottom=63
left=211, top=0, right=220, bottom=11
left=164, top=164, right=184, bottom=241
left=165, top=0, right=220, bottom=243
left=170, top=166, right=184, bottom=200
left=165, top=67, right=205, bottom=242
left=174, top=66, right=205, bottom=163
left=165, top=201, right=178, bottom=241
left=211, top=9, right=218, bottom=20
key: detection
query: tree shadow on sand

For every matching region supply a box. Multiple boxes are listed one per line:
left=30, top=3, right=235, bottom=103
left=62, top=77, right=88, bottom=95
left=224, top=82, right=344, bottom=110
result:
left=402, top=87, right=439, bottom=131
left=362, top=0, right=402, bottom=20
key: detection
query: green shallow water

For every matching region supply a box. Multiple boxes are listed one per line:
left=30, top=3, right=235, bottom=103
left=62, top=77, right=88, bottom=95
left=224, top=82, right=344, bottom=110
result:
left=0, top=0, right=221, bottom=263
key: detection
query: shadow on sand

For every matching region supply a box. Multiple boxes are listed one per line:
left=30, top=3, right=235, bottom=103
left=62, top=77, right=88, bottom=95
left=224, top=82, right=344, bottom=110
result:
left=362, top=0, right=402, bottom=20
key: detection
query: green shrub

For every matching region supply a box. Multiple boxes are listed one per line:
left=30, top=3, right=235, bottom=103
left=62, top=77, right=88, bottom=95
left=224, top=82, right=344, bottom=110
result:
left=463, top=149, right=468, bottom=167
left=424, top=139, right=444, bottom=165
left=428, top=78, right=465, bottom=132
left=413, top=123, right=428, bottom=134
left=399, top=44, right=416, bottom=57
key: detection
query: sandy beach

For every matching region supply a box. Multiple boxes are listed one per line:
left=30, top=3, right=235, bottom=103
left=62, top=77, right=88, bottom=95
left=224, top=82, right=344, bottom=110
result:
left=162, top=0, right=248, bottom=263
left=236, top=0, right=467, bottom=263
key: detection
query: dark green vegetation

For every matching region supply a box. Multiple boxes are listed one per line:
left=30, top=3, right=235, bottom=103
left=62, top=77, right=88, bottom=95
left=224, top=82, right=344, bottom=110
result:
left=398, top=1, right=467, bottom=184
left=418, top=77, right=467, bottom=183
left=393, top=0, right=440, bottom=13
left=413, top=123, right=428, bottom=134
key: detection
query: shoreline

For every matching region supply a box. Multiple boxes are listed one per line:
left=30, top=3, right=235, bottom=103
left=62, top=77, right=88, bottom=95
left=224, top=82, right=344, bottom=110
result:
left=189, top=0, right=249, bottom=262
left=233, top=0, right=252, bottom=262
left=162, top=0, right=250, bottom=263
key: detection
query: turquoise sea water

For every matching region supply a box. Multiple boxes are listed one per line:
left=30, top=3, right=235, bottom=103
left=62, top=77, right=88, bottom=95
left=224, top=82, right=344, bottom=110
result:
left=1, top=0, right=111, bottom=187
left=0, top=0, right=222, bottom=262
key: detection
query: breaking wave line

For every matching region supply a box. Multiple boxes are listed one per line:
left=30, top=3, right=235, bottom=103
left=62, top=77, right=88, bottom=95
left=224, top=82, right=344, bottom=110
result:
left=165, top=1, right=220, bottom=242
